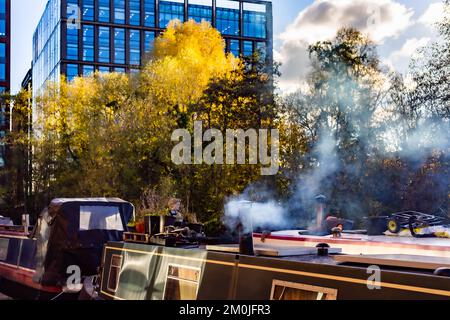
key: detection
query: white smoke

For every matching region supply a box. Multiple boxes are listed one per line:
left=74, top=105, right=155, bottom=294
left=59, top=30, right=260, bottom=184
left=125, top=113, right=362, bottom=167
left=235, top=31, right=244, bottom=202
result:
left=224, top=197, right=288, bottom=233
left=400, top=120, right=450, bottom=160
left=298, top=132, right=339, bottom=202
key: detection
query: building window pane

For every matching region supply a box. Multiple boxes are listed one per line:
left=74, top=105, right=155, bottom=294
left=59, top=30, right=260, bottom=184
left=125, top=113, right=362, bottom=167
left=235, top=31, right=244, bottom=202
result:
left=99, top=66, right=110, bottom=73
left=66, top=0, right=79, bottom=20
left=216, top=0, right=239, bottom=36
left=243, top=40, right=253, bottom=57
left=66, top=27, right=79, bottom=60
left=83, top=25, right=94, bottom=62
left=99, top=0, right=110, bottom=22
left=0, top=20, right=5, bottom=36
left=114, top=0, right=125, bottom=24
left=144, top=0, right=155, bottom=27
left=129, top=0, right=140, bottom=26
left=98, top=26, right=110, bottom=63
left=66, top=64, right=78, bottom=81
left=159, top=0, right=184, bottom=28
left=114, top=28, right=125, bottom=64
left=129, top=29, right=140, bottom=65
left=229, top=39, right=239, bottom=56
left=83, top=0, right=94, bottom=21
left=188, top=0, right=212, bottom=23
left=0, top=63, right=5, bottom=81
left=144, top=31, right=155, bottom=53
left=114, top=67, right=125, bottom=73
left=83, top=65, right=95, bottom=76
left=0, top=0, right=5, bottom=14
left=243, top=3, right=266, bottom=39
left=0, top=43, right=5, bottom=61
left=256, top=41, right=266, bottom=59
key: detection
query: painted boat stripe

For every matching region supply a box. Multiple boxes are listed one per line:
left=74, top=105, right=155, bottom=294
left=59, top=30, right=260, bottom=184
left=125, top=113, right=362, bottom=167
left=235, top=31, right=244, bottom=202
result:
left=100, top=289, right=125, bottom=300
left=102, top=246, right=450, bottom=298
left=0, top=261, right=35, bottom=273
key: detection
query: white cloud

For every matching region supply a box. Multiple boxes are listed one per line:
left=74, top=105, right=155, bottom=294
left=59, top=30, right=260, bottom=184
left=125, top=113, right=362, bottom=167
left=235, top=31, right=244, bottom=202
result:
left=388, top=37, right=430, bottom=64
left=276, top=0, right=415, bottom=93
left=419, top=2, right=445, bottom=27
left=384, top=37, right=430, bottom=74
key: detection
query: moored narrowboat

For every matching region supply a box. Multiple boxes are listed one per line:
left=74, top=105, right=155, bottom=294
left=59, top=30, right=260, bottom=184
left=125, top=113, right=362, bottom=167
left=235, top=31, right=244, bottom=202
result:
left=0, top=198, right=134, bottom=299
left=97, top=240, right=450, bottom=300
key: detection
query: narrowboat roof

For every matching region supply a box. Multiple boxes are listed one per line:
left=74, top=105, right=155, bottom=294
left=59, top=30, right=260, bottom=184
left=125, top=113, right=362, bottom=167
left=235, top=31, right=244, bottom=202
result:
left=50, top=198, right=131, bottom=204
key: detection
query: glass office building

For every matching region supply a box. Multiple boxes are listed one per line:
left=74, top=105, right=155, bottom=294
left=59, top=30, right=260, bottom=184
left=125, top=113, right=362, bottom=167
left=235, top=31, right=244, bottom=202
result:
left=32, top=0, right=273, bottom=98
left=0, top=0, right=10, bottom=169
left=0, top=0, right=9, bottom=93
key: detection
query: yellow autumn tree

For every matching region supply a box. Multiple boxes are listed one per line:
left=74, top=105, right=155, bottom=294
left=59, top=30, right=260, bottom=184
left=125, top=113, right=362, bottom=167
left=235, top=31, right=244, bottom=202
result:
left=141, top=19, right=240, bottom=117
left=31, top=20, right=279, bottom=234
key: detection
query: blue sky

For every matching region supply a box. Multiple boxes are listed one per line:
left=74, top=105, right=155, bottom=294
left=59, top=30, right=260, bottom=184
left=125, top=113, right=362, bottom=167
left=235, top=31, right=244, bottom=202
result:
left=10, top=0, right=445, bottom=93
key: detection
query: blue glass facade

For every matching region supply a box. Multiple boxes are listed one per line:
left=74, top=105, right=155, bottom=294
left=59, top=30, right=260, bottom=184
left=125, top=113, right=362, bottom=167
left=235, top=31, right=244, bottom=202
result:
left=216, top=7, right=239, bottom=36
left=243, top=10, right=265, bottom=38
left=144, top=0, right=156, bottom=27
left=0, top=43, right=5, bottom=80
left=66, top=63, right=78, bottom=80
left=83, top=0, right=95, bottom=21
left=188, top=3, right=212, bottom=23
left=0, top=0, right=6, bottom=37
left=243, top=40, right=252, bottom=56
left=32, top=0, right=272, bottom=99
left=1, top=0, right=10, bottom=171
left=99, top=0, right=110, bottom=22
left=32, top=0, right=60, bottom=101
left=129, top=0, right=140, bottom=25
left=82, top=25, right=95, bottom=61
left=144, top=31, right=155, bottom=53
left=129, top=29, right=140, bottom=65
left=0, top=0, right=9, bottom=93
left=83, top=64, right=95, bottom=75
left=114, top=28, right=126, bottom=64
left=98, top=26, right=110, bottom=62
left=66, top=27, right=78, bottom=60
left=114, top=0, right=126, bottom=24
left=229, top=39, right=239, bottom=56
left=159, top=1, right=184, bottom=28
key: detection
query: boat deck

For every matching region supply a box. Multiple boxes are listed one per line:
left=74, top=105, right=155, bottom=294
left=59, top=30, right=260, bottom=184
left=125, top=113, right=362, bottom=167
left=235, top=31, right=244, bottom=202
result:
left=254, top=231, right=450, bottom=258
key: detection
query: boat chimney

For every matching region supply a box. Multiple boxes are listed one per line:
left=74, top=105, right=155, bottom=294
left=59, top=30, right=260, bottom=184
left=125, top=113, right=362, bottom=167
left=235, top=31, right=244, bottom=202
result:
left=237, top=201, right=254, bottom=256
left=22, top=214, right=30, bottom=233
left=315, top=194, right=327, bottom=230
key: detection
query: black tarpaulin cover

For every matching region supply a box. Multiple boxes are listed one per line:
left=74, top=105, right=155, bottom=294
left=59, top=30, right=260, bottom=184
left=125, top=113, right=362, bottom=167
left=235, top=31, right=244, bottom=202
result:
left=33, top=198, right=134, bottom=286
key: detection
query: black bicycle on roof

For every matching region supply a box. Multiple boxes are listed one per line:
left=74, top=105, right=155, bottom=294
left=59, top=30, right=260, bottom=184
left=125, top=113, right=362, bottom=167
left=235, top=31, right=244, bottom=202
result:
left=387, top=210, right=450, bottom=236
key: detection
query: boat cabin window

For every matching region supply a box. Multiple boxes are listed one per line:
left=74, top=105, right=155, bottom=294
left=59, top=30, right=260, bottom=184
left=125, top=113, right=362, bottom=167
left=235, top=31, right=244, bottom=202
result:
left=0, top=238, right=8, bottom=261
left=270, top=280, right=337, bottom=300
left=163, top=264, right=201, bottom=300
left=79, top=206, right=124, bottom=231
left=107, top=254, right=123, bottom=292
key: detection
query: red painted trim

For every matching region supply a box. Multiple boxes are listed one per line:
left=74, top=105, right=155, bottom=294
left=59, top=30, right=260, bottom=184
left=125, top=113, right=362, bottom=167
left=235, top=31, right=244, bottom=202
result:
left=0, top=231, right=29, bottom=237
left=0, top=263, right=62, bottom=294
left=253, top=233, right=450, bottom=252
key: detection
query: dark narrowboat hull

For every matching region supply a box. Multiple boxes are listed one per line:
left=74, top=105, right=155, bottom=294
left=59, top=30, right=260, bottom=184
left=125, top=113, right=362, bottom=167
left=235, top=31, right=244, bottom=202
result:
left=0, top=235, right=70, bottom=299
left=99, top=241, right=450, bottom=300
